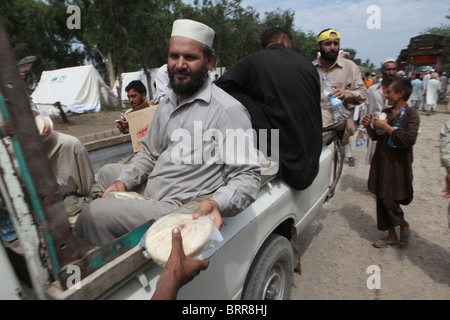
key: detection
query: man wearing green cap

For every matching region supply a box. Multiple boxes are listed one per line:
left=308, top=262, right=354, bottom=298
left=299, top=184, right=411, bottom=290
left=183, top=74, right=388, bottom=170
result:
left=313, top=28, right=367, bottom=167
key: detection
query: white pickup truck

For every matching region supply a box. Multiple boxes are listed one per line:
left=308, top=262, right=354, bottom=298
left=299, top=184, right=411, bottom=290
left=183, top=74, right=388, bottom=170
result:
left=0, top=26, right=343, bottom=300
left=0, top=115, right=342, bottom=301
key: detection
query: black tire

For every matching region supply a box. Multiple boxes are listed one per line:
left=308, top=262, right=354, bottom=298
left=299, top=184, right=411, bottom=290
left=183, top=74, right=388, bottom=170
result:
left=241, top=234, right=294, bottom=300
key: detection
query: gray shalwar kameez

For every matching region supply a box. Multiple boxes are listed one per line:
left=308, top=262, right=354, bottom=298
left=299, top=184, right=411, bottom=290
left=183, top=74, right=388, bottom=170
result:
left=74, top=79, right=261, bottom=246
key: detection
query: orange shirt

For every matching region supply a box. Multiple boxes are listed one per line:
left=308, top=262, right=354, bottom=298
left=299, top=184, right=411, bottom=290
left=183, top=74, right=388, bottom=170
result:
left=364, top=78, right=373, bottom=88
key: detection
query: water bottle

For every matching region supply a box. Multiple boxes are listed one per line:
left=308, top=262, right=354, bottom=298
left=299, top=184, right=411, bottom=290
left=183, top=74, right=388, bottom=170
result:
left=0, top=217, right=18, bottom=242
left=322, top=77, right=346, bottom=118
left=387, top=108, right=407, bottom=148
left=356, top=133, right=367, bottom=147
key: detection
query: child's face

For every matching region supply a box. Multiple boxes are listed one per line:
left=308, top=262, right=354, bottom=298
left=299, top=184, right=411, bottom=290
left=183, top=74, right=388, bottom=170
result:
left=386, top=83, right=404, bottom=106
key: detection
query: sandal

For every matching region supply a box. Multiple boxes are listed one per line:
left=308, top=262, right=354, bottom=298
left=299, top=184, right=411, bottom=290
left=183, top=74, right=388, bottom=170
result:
left=372, top=237, right=398, bottom=248
left=399, top=231, right=411, bottom=247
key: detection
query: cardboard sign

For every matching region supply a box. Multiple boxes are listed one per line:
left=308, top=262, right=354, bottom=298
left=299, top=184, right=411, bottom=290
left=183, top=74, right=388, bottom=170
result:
left=127, top=103, right=158, bottom=153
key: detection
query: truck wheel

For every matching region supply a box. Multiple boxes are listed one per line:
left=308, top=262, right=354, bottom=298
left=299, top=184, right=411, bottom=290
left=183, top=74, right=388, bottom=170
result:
left=242, top=234, right=294, bottom=300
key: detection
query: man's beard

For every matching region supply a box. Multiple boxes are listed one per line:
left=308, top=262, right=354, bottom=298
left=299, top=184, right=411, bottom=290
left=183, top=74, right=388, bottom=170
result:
left=169, top=63, right=209, bottom=97
left=320, top=47, right=338, bottom=62
left=383, top=73, right=395, bottom=80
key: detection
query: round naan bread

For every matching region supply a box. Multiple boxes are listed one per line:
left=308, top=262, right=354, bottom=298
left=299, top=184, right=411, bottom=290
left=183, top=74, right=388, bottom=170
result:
left=107, top=191, right=145, bottom=200
left=145, top=213, right=215, bottom=266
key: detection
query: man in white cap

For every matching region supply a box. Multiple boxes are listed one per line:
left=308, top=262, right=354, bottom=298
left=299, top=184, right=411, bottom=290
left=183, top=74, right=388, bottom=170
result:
left=421, top=69, right=432, bottom=110
left=358, top=57, right=397, bottom=165
left=34, top=115, right=102, bottom=222
left=74, top=19, right=261, bottom=246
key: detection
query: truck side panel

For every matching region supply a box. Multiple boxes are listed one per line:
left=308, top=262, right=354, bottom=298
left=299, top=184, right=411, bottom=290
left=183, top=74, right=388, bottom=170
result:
left=102, top=145, right=333, bottom=300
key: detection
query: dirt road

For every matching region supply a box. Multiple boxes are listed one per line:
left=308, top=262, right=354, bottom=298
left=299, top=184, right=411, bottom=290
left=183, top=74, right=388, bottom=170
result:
left=292, top=102, right=450, bottom=300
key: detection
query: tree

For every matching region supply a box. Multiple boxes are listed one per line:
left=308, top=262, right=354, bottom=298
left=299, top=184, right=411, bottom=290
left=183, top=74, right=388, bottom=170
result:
left=425, top=18, right=450, bottom=74
left=0, top=0, right=86, bottom=91
left=3, top=0, right=378, bottom=97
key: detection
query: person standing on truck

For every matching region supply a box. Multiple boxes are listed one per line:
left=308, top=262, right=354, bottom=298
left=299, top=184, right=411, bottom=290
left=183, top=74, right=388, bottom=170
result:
left=361, top=79, right=420, bottom=248
left=215, top=27, right=322, bottom=190
left=312, top=28, right=367, bottom=167
left=73, top=19, right=261, bottom=246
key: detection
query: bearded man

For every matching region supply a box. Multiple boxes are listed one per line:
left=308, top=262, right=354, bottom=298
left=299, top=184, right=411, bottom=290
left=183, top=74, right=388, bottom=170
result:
left=74, top=19, right=261, bottom=246
left=360, top=58, right=397, bottom=165
left=312, top=28, right=367, bottom=167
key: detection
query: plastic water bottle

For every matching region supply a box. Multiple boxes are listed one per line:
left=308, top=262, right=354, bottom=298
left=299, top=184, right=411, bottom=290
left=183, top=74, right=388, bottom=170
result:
left=356, top=133, right=367, bottom=147
left=322, top=77, right=346, bottom=118
left=0, top=217, right=18, bottom=243
left=387, top=108, right=407, bottom=148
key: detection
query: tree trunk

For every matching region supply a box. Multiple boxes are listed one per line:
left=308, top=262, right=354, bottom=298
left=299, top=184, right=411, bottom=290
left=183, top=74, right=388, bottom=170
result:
left=54, top=101, right=69, bottom=123
left=140, top=55, right=153, bottom=100
left=106, top=52, right=115, bottom=91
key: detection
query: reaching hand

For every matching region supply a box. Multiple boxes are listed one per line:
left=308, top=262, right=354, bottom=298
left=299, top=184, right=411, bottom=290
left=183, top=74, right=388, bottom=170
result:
left=151, top=228, right=209, bottom=300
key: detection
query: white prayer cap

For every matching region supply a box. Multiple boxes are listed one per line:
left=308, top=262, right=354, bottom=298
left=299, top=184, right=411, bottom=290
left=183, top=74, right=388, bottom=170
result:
left=171, top=19, right=215, bottom=48
left=381, top=57, right=396, bottom=68
left=35, top=114, right=53, bottom=135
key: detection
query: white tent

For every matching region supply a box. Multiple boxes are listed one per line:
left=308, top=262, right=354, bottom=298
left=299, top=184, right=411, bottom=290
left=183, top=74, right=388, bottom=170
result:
left=114, top=69, right=159, bottom=102
left=31, top=65, right=114, bottom=115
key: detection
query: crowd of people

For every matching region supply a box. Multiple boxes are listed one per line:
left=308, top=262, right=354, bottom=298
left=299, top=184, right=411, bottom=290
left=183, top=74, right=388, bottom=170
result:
left=23, top=19, right=449, bottom=299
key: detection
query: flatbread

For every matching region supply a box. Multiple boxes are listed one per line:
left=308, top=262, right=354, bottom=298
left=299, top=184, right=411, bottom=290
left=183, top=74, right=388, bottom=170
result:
left=144, top=213, right=215, bottom=266
left=106, top=191, right=146, bottom=200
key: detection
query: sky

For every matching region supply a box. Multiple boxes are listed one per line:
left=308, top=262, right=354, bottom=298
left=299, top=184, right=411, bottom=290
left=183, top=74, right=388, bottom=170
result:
left=235, top=0, right=449, bottom=67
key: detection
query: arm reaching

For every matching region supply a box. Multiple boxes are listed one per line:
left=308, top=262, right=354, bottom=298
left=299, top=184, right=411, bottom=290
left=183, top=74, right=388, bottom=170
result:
left=151, top=228, right=209, bottom=300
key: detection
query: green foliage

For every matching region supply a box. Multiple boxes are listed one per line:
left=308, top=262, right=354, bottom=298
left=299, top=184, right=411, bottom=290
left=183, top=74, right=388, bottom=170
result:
left=1, top=0, right=86, bottom=89
left=425, top=23, right=450, bottom=74
left=1, top=0, right=374, bottom=89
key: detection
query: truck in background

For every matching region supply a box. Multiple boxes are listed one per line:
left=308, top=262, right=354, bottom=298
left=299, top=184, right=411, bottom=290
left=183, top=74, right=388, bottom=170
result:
left=397, top=34, right=445, bottom=79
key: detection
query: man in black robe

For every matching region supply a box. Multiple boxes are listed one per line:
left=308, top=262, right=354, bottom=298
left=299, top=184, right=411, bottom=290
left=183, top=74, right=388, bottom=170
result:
left=215, top=27, right=322, bottom=190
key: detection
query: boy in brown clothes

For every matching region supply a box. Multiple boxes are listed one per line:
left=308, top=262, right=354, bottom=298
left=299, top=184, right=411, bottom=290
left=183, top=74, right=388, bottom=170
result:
left=361, top=79, right=420, bottom=248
